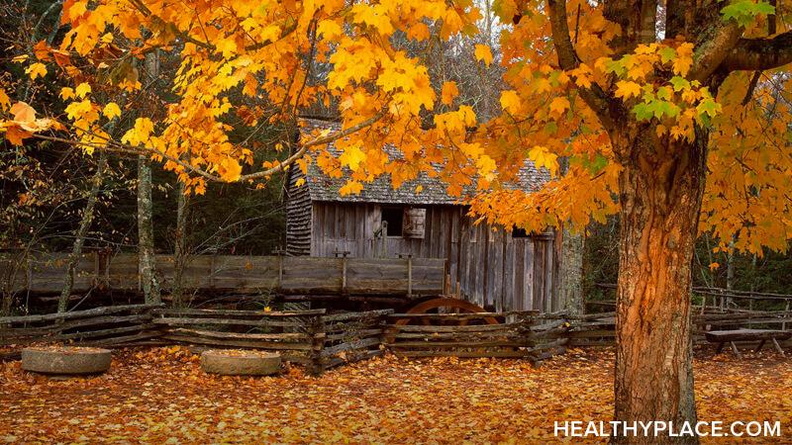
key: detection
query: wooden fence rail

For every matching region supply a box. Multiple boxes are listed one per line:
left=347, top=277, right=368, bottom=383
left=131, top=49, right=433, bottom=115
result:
left=384, top=311, right=568, bottom=364
left=6, top=305, right=788, bottom=373
left=0, top=253, right=445, bottom=297
left=566, top=310, right=792, bottom=347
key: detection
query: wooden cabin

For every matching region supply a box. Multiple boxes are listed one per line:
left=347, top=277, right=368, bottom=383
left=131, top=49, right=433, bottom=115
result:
left=285, top=122, right=564, bottom=313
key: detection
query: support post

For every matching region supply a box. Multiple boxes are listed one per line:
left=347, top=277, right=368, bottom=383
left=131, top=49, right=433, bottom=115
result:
left=308, top=315, right=326, bottom=376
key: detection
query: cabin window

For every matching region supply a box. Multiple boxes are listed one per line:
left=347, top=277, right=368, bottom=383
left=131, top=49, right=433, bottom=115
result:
left=381, top=207, right=403, bottom=236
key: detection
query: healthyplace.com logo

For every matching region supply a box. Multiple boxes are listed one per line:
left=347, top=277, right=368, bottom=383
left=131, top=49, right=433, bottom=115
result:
left=554, top=420, right=782, bottom=438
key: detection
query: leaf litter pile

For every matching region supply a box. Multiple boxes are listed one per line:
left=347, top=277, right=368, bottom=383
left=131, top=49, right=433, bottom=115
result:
left=1, top=347, right=791, bottom=444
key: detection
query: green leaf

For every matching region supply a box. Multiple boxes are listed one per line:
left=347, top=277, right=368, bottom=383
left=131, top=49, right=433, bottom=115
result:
left=697, top=98, right=721, bottom=118
left=669, top=76, right=691, bottom=92
left=658, top=47, right=677, bottom=64
left=632, top=102, right=654, bottom=121
left=604, top=59, right=627, bottom=77
left=721, top=0, right=775, bottom=27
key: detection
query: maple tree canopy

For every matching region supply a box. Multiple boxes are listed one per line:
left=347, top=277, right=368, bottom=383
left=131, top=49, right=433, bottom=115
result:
left=1, top=0, right=791, bottom=255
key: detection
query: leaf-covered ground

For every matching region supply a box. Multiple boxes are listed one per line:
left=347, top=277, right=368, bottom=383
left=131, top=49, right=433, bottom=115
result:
left=1, top=347, right=790, bottom=444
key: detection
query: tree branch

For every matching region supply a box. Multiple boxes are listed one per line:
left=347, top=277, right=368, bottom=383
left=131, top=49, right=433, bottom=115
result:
left=546, top=0, right=613, bottom=125
left=719, top=31, right=792, bottom=72
left=31, top=108, right=390, bottom=184
left=688, top=21, right=742, bottom=82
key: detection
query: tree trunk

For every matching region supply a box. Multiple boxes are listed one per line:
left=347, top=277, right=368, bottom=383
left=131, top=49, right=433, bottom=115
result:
left=58, top=151, right=107, bottom=313
left=612, top=126, right=708, bottom=444
left=560, top=226, right=585, bottom=315
left=138, top=50, right=161, bottom=305
left=172, top=179, right=189, bottom=307
left=138, top=155, right=160, bottom=304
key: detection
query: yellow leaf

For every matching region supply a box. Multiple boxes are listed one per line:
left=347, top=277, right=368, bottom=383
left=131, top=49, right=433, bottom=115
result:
left=102, top=102, right=121, bottom=120
left=339, top=180, right=364, bottom=195
left=673, top=43, right=694, bottom=76
left=0, top=88, right=9, bottom=111
left=100, top=32, right=114, bottom=44
left=709, top=262, right=720, bottom=271
left=499, top=90, right=520, bottom=114
left=474, top=44, right=494, bottom=66
left=352, top=4, right=394, bottom=34
left=25, top=63, right=47, bottom=81
left=60, top=87, right=75, bottom=100
left=10, top=101, right=36, bottom=124
left=295, top=178, right=306, bottom=187
left=441, top=81, right=459, bottom=106
left=75, top=82, right=91, bottom=99
left=614, top=80, right=642, bottom=100
left=121, top=117, right=154, bottom=145
left=549, top=97, right=570, bottom=116
left=221, top=158, right=242, bottom=181
left=338, top=145, right=366, bottom=171
left=317, top=20, right=343, bottom=39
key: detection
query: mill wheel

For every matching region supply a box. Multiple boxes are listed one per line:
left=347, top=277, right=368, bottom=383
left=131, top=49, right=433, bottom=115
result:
left=398, top=297, right=500, bottom=326
left=386, top=298, right=502, bottom=352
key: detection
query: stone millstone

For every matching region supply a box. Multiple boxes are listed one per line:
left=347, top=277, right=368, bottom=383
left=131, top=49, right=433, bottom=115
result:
left=201, top=350, right=281, bottom=376
left=21, top=346, right=112, bottom=374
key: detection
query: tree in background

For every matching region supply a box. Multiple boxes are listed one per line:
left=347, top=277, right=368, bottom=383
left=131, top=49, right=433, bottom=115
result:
left=3, top=1, right=792, bottom=444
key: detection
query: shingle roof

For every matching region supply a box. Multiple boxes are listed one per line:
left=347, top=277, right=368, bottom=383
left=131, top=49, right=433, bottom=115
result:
left=300, top=119, right=549, bottom=205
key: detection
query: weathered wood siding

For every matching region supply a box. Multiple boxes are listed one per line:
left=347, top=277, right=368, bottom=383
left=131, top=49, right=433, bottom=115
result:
left=307, top=202, right=559, bottom=312
left=284, top=164, right=312, bottom=256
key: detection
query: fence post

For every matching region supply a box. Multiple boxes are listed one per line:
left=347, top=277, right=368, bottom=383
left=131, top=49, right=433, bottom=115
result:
left=407, top=255, right=412, bottom=297
left=308, top=315, right=326, bottom=376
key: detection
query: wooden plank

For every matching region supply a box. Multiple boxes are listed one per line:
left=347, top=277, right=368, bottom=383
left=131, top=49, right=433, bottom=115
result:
left=162, top=335, right=313, bottom=350
left=152, top=317, right=308, bottom=328
left=389, top=331, right=526, bottom=340
left=533, top=239, right=545, bottom=311
left=544, top=236, right=554, bottom=312
left=0, top=304, right=161, bottom=324
left=386, top=323, right=527, bottom=333
left=58, top=323, right=154, bottom=341
left=388, top=339, right=532, bottom=348
left=168, top=328, right=311, bottom=341
left=321, top=309, right=393, bottom=323
left=153, top=308, right=326, bottom=317
left=326, top=329, right=383, bottom=341
left=82, top=331, right=164, bottom=346
left=524, top=240, right=534, bottom=310
left=705, top=329, right=792, bottom=342
left=388, top=311, right=532, bottom=319
left=322, top=337, right=381, bottom=356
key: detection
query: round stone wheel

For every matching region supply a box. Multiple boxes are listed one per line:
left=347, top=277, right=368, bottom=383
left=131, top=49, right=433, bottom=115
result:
left=21, top=346, right=112, bottom=375
left=201, top=350, right=281, bottom=376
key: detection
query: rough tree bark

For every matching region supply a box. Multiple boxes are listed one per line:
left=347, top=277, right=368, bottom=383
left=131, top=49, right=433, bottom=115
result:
left=138, top=51, right=161, bottom=305
left=544, top=1, right=792, bottom=443
left=58, top=151, right=108, bottom=313
left=137, top=155, right=159, bottom=304
left=610, top=126, right=708, bottom=444
left=560, top=228, right=584, bottom=315
left=171, top=180, right=190, bottom=307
